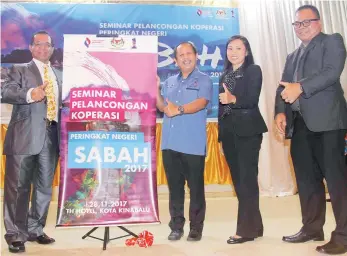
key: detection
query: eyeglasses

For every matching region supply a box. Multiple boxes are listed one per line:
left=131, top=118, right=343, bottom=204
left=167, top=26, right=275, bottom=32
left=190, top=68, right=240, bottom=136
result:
left=292, top=19, right=319, bottom=28
left=32, top=42, right=53, bottom=48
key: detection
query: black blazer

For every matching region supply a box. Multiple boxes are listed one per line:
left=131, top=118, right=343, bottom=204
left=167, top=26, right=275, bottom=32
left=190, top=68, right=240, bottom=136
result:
left=275, top=32, right=347, bottom=137
left=218, top=64, right=268, bottom=139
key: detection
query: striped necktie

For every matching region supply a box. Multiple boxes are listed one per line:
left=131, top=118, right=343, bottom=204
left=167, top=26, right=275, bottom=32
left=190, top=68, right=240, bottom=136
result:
left=44, top=64, right=56, bottom=121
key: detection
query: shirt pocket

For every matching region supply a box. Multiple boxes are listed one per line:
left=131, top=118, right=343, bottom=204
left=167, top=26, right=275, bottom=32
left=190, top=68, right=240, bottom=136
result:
left=184, top=87, right=200, bottom=103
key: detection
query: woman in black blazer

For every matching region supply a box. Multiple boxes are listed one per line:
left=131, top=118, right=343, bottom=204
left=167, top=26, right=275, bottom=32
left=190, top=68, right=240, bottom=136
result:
left=218, top=35, right=267, bottom=244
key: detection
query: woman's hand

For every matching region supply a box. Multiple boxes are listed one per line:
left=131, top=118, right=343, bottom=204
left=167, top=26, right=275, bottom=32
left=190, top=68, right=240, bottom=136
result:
left=219, top=83, right=236, bottom=104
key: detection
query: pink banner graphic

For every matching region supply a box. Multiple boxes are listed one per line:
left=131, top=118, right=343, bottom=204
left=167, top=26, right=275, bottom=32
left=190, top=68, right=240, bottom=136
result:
left=56, top=35, right=159, bottom=227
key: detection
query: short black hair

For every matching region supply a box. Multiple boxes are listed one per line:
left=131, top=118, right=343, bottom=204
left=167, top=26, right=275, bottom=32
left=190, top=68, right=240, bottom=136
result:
left=296, top=5, right=320, bottom=20
left=173, top=41, right=197, bottom=58
left=30, top=30, right=54, bottom=47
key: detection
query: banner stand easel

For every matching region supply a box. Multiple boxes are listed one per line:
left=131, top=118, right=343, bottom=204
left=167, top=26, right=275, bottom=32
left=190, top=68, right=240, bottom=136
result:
left=82, top=226, right=138, bottom=250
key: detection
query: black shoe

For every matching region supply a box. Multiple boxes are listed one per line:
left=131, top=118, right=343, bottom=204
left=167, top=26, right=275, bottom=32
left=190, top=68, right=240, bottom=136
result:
left=168, top=230, right=184, bottom=241
left=8, top=241, right=25, bottom=253
left=28, top=233, right=55, bottom=244
left=316, top=241, right=347, bottom=255
left=187, top=229, right=202, bottom=241
left=282, top=230, right=324, bottom=243
left=227, top=237, right=255, bottom=244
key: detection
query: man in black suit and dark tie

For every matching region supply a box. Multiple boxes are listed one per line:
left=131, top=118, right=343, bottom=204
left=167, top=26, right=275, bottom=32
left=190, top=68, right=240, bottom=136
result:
left=1, top=31, right=61, bottom=253
left=275, top=5, right=347, bottom=255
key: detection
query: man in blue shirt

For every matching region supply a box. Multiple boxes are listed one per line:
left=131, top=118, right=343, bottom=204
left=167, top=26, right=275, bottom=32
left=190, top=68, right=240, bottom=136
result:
left=157, top=42, right=212, bottom=242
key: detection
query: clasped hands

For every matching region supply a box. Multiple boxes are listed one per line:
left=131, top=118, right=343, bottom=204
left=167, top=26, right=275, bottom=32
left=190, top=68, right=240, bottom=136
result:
left=279, top=81, right=302, bottom=104
left=31, top=81, right=48, bottom=102
left=219, top=83, right=236, bottom=104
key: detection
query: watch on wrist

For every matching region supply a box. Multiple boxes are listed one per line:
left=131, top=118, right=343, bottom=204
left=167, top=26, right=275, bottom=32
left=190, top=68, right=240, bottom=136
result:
left=178, top=105, right=184, bottom=115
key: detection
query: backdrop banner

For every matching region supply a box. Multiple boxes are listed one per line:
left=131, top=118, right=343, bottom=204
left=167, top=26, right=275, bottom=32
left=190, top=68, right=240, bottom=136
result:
left=1, top=3, right=240, bottom=119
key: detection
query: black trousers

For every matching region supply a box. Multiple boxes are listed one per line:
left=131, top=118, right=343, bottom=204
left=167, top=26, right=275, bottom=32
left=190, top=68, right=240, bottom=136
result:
left=3, top=125, right=59, bottom=244
left=162, top=149, right=206, bottom=232
left=221, top=128, right=263, bottom=238
left=291, top=114, right=347, bottom=245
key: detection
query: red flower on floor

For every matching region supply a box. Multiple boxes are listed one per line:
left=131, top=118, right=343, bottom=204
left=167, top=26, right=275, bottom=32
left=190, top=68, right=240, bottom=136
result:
left=125, top=230, right=154, bottom=248
left=125, top=237, right=137, bottom=246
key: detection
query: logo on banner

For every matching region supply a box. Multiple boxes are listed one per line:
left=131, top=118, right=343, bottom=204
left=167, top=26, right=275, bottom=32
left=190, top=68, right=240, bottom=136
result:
left=84, top=37, right=91, bottom=48
left=131, top=38, right=137, bottom=49
left=196, top=9, right=213, bottom=18
left=215, top=9, right=230, bottom=20
left=111, top=37, right=125, bottom=49
left=216, top=9, right=226, bottom=17
left=231, top=9, right=236, bottom=18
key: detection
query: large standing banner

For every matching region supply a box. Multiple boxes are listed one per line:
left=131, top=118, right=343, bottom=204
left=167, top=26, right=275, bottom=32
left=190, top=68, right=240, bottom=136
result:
left=1, top=3, right=240, bottom=120
left=56, top=35, right=159, bottom=226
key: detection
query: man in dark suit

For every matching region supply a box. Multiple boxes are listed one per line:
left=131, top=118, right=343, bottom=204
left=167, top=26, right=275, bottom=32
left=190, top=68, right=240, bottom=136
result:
left=275, top=5, right=347, bottom=255
left=1, top=31, right=61, bottom=253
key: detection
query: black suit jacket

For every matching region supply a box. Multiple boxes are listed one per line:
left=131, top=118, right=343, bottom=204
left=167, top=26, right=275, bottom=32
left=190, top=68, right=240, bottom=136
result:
left=275, top=32, right=347, bottom=137
left=218, top=64, right=268, bottom=140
